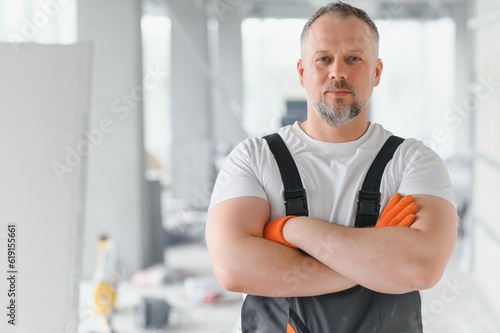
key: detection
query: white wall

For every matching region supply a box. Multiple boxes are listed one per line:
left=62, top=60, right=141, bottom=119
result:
left=471, top=0, right=500, bottom=319
left=78, top=0, right=147, bottom=278
left=0, top=42, right=91, bottom=333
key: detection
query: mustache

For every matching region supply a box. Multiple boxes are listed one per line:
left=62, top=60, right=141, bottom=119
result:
left=323, top=80, right=355, bottom=93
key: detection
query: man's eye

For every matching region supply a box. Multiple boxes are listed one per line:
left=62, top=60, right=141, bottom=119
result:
left=317, top=57, right=330, bottom=62
left=348, top=56, right=361, bottom=62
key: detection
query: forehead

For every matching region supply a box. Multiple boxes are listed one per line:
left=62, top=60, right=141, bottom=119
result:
left=304, top=14, right=377, bottom=56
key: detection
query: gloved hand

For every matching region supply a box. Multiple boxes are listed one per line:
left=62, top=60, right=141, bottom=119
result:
left=376, top=193, right=419, bottom=227
left=263, top=216, right=298, bottom=249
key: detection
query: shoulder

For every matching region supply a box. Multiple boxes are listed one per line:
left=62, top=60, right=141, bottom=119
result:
left=218, top=126, right=296, bottom=180
left=390, top=138, right=457, bottom=208
left=396, top=138, right=444, bottom=166
left=231, top=125, right=296, bottom=156
left=367, top=123, right=443, bottom=165
left=226, top=136, right=268, bottom=163
left=386, top=134, right=449, bottom=178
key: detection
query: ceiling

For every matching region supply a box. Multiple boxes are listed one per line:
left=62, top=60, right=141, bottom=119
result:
left=144, top=0, right=466, bottom=19
left=244, top=0, right=464, bottom=19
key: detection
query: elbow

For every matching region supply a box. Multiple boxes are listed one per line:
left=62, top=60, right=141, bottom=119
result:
left=212, top=265, right=245, bottom=293
left=411, top=273, right=441, bottom=291
left=407, top=260, right=446, bottom=291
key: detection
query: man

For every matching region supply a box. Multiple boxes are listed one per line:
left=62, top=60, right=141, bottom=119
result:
left=206, top=2, right=457, bottom=332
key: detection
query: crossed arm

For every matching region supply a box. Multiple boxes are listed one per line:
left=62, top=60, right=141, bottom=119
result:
left=205, top=194, right=457, bottom=297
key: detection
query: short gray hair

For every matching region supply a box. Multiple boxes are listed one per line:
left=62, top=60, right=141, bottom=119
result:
left=300, top=2, right=379, bottom=51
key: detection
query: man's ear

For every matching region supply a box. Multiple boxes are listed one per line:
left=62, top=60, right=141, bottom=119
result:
left=297, top=59, right=305, bottom=87
left=374, top=58, right=383, bottom=87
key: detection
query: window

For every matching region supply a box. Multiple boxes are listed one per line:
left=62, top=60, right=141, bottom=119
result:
left=242, top=18, right=307, bottom=137
left=0, top=0, right=76, bottom=44
left=141, top=15, right=171, bottom=181
left=372, top=18, right=456, bottom=158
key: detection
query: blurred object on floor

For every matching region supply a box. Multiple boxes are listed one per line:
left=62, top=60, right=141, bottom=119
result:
left=79, top=243, right=242, bottom=333
left=91, top=234, right=118, bottom=333
left=135, top=297, right=171, bottom=330
left=184, top=276, right=225, bottom=305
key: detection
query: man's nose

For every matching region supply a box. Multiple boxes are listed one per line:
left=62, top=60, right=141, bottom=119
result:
left=329, top=60, right=348, bottom=80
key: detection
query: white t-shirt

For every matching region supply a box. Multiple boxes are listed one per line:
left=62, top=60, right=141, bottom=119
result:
left=209, top=122, right=456, bottom=226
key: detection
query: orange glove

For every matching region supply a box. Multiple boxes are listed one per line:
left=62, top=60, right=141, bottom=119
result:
left=376, top=193, right=419, bottom=227
left=263, top=216, right=298, bottom=249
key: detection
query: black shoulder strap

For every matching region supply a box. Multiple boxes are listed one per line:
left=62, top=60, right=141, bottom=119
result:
left=263, top=133, right=404, bottom=224
left=263, top=133, right=308, bottom=216
left=355, top=135, right=404, bottom=227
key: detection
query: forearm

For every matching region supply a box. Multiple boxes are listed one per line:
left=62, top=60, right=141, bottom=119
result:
left=283, top=196, right=457, bottom=294
left=209, top=235, right=356, bottom=297
left=206, top=197, right=357, bottom=297
left=285, top=220, right=425, bottom=293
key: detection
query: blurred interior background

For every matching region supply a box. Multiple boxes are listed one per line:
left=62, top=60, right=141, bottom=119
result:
left=0, top=0, right=499, bottom=332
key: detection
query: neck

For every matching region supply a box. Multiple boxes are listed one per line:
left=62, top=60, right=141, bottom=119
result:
left=299, top=107, right=370, bottom=143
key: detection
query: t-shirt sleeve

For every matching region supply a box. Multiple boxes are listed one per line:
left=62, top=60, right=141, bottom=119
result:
left=208, top=139, right=268, bottom=211
left=396, top=139, right=457, bottom=209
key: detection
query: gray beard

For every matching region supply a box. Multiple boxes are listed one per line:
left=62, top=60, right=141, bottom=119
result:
left=308, top=96, right=366, bottom=127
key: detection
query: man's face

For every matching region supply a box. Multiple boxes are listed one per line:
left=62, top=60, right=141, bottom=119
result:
left=298, top=14, right=383, bottom=127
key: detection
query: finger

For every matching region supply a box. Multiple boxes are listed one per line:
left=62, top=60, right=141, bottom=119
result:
left=388, top=202, right=419, bottom=226
left=379, top=192, right=402, bottom=221
left=398, top=214, right=416, bottom=227
left=397, top=194, right=415, bottom=208
left=397, top=202, right=419, bottom=218
left=379, top=195, right=415, bottom=226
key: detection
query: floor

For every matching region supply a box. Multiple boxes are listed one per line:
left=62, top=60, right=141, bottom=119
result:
left=79, top=243, right=242, bottom=333
left=78, top=236, right=500, bottom=333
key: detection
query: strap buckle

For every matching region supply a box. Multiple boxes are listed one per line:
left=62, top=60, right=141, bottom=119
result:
left=356, top=190, right=381, bottom=218
left=284, top=189, right=308, bottom=216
